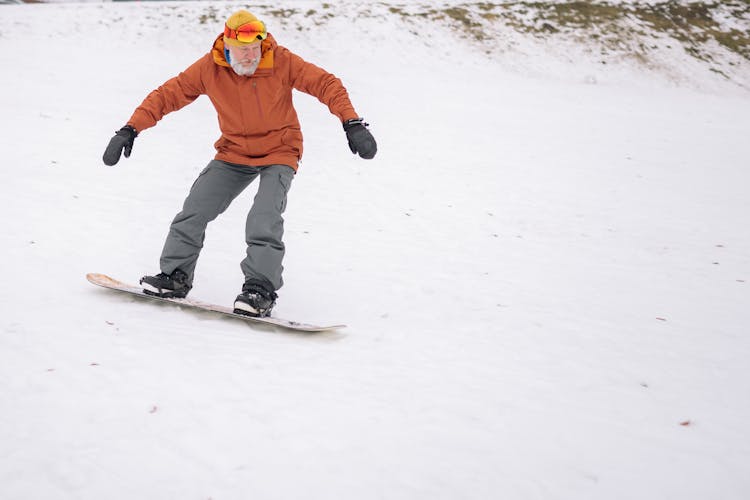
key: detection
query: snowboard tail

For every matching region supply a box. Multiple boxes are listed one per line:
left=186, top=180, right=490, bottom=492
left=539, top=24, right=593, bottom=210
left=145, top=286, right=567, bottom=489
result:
left=86, top=273, right=345, bottom=332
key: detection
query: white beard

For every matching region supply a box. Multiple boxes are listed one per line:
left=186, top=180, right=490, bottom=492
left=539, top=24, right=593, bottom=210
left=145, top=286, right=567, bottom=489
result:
left=231, top=58, right=260, bottom=76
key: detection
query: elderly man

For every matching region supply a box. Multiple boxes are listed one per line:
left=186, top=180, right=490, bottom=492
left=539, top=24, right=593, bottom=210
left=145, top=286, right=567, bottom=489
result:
left=103, top=9, right=376, bottom=317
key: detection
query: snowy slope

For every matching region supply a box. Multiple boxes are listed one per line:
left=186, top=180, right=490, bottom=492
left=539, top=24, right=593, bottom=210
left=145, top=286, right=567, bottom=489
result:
left=1, top=1, right=749, bottom=499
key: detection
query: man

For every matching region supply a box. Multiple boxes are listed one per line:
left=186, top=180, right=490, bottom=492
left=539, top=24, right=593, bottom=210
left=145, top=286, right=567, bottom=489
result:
left=102, top=9, right=377, bottom=317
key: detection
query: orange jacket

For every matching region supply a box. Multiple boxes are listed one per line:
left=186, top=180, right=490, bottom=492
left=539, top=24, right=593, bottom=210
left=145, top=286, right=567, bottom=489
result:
left=127, top=33, right=359, bottom=170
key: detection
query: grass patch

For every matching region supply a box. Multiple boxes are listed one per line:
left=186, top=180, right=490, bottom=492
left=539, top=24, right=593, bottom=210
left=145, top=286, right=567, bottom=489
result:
left=195, top=1, right=749, bottom=84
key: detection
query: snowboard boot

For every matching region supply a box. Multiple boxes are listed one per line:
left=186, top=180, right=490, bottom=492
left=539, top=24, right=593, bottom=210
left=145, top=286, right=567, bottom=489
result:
left=140, top=269, right=191, bottom=298
left=233, top=279, right=277, bottom=318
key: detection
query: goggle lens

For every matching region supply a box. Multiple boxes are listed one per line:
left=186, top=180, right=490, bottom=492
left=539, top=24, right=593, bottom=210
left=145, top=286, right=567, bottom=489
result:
left=224, top=20, right=267, bottom=43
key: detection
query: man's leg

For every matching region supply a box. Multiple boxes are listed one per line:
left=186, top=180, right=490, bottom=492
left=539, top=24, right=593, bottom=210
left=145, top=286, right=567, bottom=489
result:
left=240, top=164, right=295, bottom=291
left=160, top=160, right=258, bottom=284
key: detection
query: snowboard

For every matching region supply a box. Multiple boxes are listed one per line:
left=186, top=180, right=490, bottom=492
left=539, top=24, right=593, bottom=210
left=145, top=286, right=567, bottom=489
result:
left=86, top=273, right=345, bottom=332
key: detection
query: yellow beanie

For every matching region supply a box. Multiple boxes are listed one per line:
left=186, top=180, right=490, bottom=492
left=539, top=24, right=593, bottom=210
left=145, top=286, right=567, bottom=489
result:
left=223, top=10, right=267, bottom=47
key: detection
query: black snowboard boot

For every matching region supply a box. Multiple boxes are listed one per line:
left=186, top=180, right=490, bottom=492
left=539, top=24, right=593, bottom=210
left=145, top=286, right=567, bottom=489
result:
left=233, top=279, right=277, bottom=318
left=140, top=269, right=191, bottom=298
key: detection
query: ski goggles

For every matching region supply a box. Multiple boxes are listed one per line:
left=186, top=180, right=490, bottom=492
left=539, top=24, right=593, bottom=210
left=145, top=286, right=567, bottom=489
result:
left=224, top=20, right=267, bottom=44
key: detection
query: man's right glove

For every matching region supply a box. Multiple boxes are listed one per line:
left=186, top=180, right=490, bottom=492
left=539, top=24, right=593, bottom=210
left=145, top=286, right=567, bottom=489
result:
left=102, top=125, right=137, bottom=166
left=343, top=118, right=377, bottom=160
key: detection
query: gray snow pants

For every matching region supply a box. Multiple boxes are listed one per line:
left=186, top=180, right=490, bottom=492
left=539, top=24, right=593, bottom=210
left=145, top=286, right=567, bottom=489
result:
left=159, top=160, right=294, bottom=291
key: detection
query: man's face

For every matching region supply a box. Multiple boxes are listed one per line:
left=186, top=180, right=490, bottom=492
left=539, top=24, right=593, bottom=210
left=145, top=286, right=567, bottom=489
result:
left=228, top=42, right=262, bottom=76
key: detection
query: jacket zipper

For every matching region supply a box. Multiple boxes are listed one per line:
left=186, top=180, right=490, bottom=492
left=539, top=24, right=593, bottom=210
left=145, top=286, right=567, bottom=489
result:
left=252, top=81, right=265, bottom=121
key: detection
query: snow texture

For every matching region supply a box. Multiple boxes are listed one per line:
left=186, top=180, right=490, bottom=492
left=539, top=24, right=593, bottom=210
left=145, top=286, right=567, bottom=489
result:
left=0, top=1, right=749, bottom=499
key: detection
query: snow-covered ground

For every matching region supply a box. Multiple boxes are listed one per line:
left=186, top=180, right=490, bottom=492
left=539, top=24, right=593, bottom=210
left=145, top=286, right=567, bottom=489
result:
left=1, top=1, right=749, bottom=499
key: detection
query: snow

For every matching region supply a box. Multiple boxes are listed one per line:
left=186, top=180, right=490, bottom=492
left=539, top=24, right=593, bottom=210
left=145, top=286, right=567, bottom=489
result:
left=1, top=1, right=749, bottom=499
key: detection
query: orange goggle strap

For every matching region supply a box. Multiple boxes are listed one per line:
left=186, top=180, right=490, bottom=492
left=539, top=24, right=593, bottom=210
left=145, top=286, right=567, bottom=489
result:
left=224, top=20, right=267, bottom=42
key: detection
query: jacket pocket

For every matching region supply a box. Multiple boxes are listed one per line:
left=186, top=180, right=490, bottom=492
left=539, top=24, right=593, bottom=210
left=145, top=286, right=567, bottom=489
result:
left=281, top=128, right=304, bottom=158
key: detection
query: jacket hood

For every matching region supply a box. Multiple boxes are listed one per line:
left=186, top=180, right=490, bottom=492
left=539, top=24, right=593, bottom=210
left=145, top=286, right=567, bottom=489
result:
left=211, top=32, right=277, bottom=71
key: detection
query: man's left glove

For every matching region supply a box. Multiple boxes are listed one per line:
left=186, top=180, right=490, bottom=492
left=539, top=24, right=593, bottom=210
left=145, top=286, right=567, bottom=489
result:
left=102, top=125, right=137, bottom=166
left=343, top=118, right=377, bottom=160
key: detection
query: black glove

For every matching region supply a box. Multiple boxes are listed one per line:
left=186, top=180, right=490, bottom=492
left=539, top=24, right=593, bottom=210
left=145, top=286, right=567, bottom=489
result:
left=343, top=118, right=377, bottom=160
left=102, top=125, right=137, bottom=166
